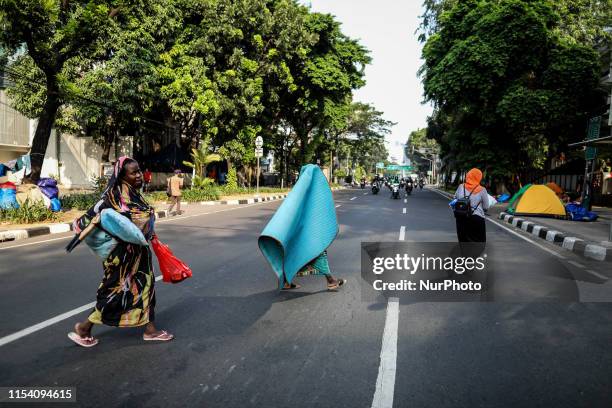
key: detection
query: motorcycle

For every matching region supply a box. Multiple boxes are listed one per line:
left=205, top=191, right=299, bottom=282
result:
left=405, top=181, right=413, bottom=196
left=391, top=184, right=400, bottom=199
left=418, top=180, right=424, bottom=190
left=360, top=178, right=366, bottom=189
left=372, top=183, right=380, bottom=195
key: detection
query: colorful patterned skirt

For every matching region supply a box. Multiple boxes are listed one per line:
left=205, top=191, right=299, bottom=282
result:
left=295, top=251, right=331, bottom=277
left=88, top=242, right=156, bottom=327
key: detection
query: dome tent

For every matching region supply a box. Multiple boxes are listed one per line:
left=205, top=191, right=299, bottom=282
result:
left=507, top=184, right=566, bottom=218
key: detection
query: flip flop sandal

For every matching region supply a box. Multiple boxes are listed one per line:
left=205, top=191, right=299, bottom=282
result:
left=143, top=330, right=174, bottom=342
left=67, top=332, right=99, bottom=348
left=281, top=283, right=301, bottom=290
left=327, top=278, right=347, bottom=291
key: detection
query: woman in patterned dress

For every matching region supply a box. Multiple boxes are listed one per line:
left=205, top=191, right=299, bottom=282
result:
left=67, top=157, right=173, bottom=347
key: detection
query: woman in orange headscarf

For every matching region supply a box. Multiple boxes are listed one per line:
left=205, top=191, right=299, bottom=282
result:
left=454, top=168, right=489, bottom=242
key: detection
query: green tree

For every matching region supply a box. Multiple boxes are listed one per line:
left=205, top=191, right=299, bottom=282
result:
left=0, top=0, right=122, bottom=182
left=183, top=135, right=222, bottom=188
left=420, top=0, right=602, bottom=180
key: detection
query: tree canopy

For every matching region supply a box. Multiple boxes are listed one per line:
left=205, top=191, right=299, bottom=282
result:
left=419, top=0, right=606, bottom=180
left=1, top=0, right=388, bottom=185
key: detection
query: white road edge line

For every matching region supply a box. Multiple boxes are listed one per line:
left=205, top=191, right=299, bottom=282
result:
left=428, top=188, right=564, bottom=259
left=0, top=275, right=163, bottom=348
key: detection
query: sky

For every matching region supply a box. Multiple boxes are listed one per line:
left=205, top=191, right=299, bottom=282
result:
left=304, top=0, right=433, bottom=163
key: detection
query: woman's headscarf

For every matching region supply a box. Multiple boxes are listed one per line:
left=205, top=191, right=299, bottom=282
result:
left=464, top=168, right=484, bottom=194
left=66, top=156, right=153, bottom=252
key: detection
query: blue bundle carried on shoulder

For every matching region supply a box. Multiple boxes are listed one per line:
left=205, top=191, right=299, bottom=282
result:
left=84, top=209, right=148, bottom=260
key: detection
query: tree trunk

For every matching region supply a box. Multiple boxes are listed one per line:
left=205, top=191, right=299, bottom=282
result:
left=101, top=130, right=116, bottom=163
left=24, top=91, right=61, bottom=184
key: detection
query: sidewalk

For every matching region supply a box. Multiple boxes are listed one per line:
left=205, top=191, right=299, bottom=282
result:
left=431, top=186, right=612, bottom=262
left=0, top=187, right=348, bottom=243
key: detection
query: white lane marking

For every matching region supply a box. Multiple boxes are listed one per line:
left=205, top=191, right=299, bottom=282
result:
left=371, top=297, right=399, bottom=408
left=568, top=260, right=584, bottom=269
left=427, top=188, right=564, bottom=258
left=336, top=205, right=342, bottom=208
left=0, top=200, right=281, bottom=250
left=567, top=261, right=609, bottom=280
left=350, top=197, right=357, bottom=201
left=0, top=236, right=71, bottom=250
left=0, top=274, right=163, bottom=348
left=403, top=199, right=407, bottom=204
left=586, top=269, right=608, bottom=280
left=402, top=208, right=406, bottom=214
left=363, top=192, right=368, bottom=195
left=399, top=226, right=405, bottom=241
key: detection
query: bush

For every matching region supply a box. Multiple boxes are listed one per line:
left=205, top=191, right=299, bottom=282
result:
left=0, top=199, right=58, bottom=224
left=226, top=168, right=238, bottom=190
left=144, top=191, right=169, bottom=203
left=182, top=185, right=221, bottom=202
left=61, top=193, right=100, bottom=210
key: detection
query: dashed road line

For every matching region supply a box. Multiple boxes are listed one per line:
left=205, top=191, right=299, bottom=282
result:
left=350, top=197, right=357, bottom=201
left=402, top=208, right=406, bottom=214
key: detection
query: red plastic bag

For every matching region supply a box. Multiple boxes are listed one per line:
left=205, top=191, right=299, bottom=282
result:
left=151, top=235, right=192, bottom=283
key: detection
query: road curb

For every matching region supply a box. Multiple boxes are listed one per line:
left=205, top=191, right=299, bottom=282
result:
left=497, top=211, right=612, bottom=262
left=0, top=188, right=346, bottom=244
left=428, top=186, right=612, bottom=262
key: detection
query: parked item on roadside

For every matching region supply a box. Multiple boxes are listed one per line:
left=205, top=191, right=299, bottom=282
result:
left=496, top=193, right=511, bottom=203
left=37, top=177, right=62, bottom=212
left=506, top=184, right=566, bottom=218
left=565, top=203, right=598, bottom=222
left=66, top=156, right=173, bottom=348
left=0, top=182, right=18, bottom=209
left=258, top=164, right=346, bottom=291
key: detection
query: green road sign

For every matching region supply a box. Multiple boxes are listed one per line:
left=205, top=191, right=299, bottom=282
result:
left=586, top=116, right=601, bottom=160
left=385, top=165, right=413, bottom=171
left=376, top=162, right=385, bottom=169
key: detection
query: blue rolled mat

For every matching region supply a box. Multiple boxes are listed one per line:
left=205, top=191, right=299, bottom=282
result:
left=100, top=208, right=148, bottom=245
left=258, top=164, right=338, bottom=289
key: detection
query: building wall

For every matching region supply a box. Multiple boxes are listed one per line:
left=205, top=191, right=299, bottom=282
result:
left=0, top=90, right=30, bottom=163
left=39, top=130, right=133, bottom=189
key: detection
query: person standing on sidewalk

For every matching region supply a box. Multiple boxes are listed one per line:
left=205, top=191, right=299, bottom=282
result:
left=167, top=169, right=184, bottom=216
left=143, top=168, right=152, bottom=192
left=454, top=168, right=490, bottom=242
left=66, top=157, right=173, bottom=347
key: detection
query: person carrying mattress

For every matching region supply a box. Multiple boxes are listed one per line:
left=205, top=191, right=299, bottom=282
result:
left=259, top=164, right=346, bottom=291
left=65, top=157, right=173, bottom=347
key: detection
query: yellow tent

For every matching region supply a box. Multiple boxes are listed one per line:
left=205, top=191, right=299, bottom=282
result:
left=508, top=185, right=566, bottom=217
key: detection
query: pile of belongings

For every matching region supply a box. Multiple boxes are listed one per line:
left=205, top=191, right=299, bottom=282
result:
left=0, top=155, right=62, bottom=212
left=0, top=154, right=31, bottom=185
left=565, top=203, right=598, bottom=222
left=0, top=182, right=18, bottom=209
left=37, top=178, right=61, bottom=212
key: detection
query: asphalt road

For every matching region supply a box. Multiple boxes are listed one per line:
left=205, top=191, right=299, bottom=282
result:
left=1, top=187, right=611, bottom=408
